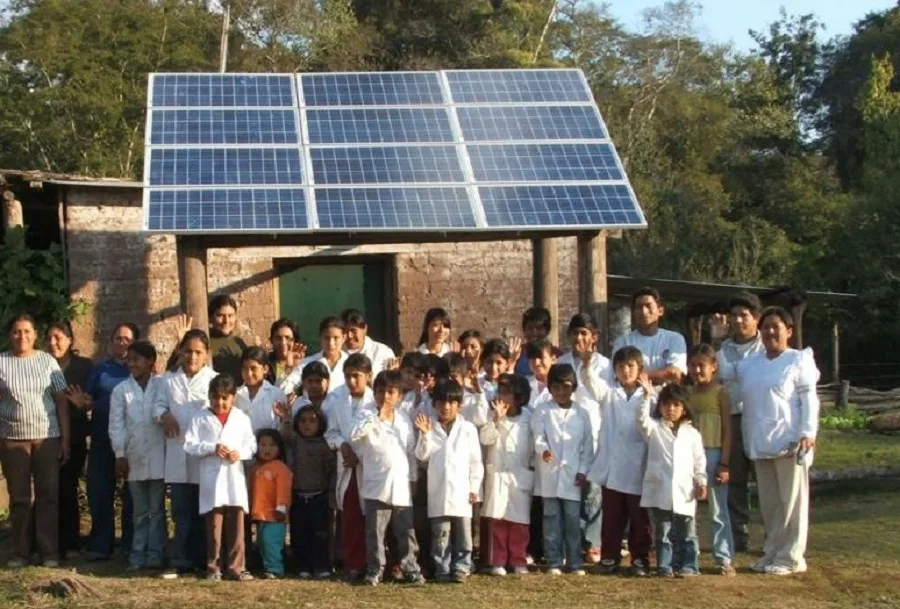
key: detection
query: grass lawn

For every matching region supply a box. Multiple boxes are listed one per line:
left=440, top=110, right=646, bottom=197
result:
left=1, top=478, right=899, bottom=609
left=812, top=430, right=900, bottom=471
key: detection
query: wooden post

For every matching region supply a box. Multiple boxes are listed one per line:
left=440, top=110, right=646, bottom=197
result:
left=532, top=237, right=559, bottom=346
left=2, top=189, right=24, bottom=234
left=577, top=231, right=609, bottom=354
left=832, top=321, right=840, bottom=383
left=837, top=380, right=850, bottom=412
left=176, top=236, right=209, bottom=332
left=790, top=301, right=807, bottom=349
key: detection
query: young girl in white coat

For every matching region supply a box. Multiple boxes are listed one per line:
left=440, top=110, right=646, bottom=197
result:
left=108, top=340, right=166, bottom=571
left=480, top=373, right=534, bottom=576
left=154, top=329, right=219, bottom=576
left=184, top=374, right=257, bottom=581
left=236, top=347, right=287, bottom=434
left=532, top=363, right=594, bottom=576
left=637, top=379, right=707, bottom=578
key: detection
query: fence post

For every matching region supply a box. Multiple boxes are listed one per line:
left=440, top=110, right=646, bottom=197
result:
left=837, top=380, right=850, bottom=412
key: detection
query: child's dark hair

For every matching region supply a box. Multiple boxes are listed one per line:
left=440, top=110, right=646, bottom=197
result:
left=525, top=339, right=554, bottom=360
left=522, top=307, right=552, bottom=333
left=497, top=373, right=531, bottom=407
left=567, top=312, right=598, bottom=335
left=444, top=352, right=469, bottom=378
left=427, top=353, right=450, bottom=380
left=687, top=343, right=717, bottom=363
left=759, top=306, right=794, bottom=330
left=180, top=329, right=210, bottom=351
left=209, top=373, right=238, bottom=397
left=128, top=340, right=158, bottom=362
left=548, top=363, right=578, bottom=390
left=400, top=351, right=429, bottom=375
left=482, top=338, right=512, bottom=361
left=632, top=287, right=663, bottom=308
left=656, top=384, right=693, bottom=422
left=612, top=345, right=643, bottom=369
left=458, top=329, right=483, bottom=347
left=373, top=370, right=404, bottom=393
left=293, top=404, right=327, bottom=437
left=256, top=428, right=287, bottom=462
left=728, top=291, right=761, bottom=317
left=208, top=294, right=238, bottom=317
left=112, top=322, right=141, bottom=341
left=431, top=378, right=464, bottom=404
left=344, top=352, right=372, bottom=374
left=241, top=346, right=269, bottom=367
left=302, top=360, right=330, bottom=381
left=319, top=316, right=346, bottom=336
left=417, top=307, right=451, bottom=346
left=340, top=308, right=368, bottom=328
left=269, top=318, right=298, bottom=341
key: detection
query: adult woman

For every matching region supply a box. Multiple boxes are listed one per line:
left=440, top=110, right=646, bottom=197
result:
left=45, top=322, right=94, bottom=557
left=736, top=307, right=819, bottom=575
left=0, top=314, right=70, bottom=567
left=267, top=317, right=305, bottom=390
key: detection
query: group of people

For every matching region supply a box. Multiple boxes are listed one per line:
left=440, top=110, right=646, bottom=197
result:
left=0, top=288, right=819, bottom=584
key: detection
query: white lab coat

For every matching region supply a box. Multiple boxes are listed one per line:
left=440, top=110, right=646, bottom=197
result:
left=588, top=384, right=652, bottom=495
left=323, top=385, right=376, bottom=509
left=637, top=396, right=707, bottom=516
left=345, top=337, right=395, bottom=376
left=283, top=350, right=349, bottom=397
left=527, top=376, right=549, bottom=410
left=415, top=417, right=483, bottom=518
left=558, top=351, right=613, bottom=398
left=399, top=389, right=434, bottom=420
left=184, top=407, right=257, bottom=514
left=350, top=407, right=417, bottom=507
left=460, top=390, right=489, bottom=427
left=479, top=409, right=534, bottom=524
left=154, top=366, right=219, bottom=484
left=478, top=372, right=499, bottom=403
left=737, top=348, right=820, bottom=460
left=108, top=375, right=167, bottom=482
left=532, top=400, right=594, bottom=501
left=236, top=380, right=286, bottom=434
left=417, top=343, right=451, bottom=356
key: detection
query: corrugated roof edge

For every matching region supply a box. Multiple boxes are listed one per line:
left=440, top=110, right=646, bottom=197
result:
left=1, top=169, right=142, bottom=188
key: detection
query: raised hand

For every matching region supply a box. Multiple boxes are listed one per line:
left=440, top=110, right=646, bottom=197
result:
left=468, top=370, right=482, bottom=394
left=287, top=342, right=307, bottom=368
left=386, top=357, right=401, bottom=371
left=414, top=412, right=432, bottom=434
left=173, top=313, right=193, bottom=341
left=638, top=372, right=653, bottom=396
left=492, top=399, right=509, bottom=423
left=507, top=336, right=523, bottom=370
left=272, top=401, right=289, bottom=421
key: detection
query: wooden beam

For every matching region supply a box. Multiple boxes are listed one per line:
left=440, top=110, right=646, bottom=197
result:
left=2, top=189, right=24, bottom=235
left=532, top=237, right=559, bottom=346
left=176, top=236, right=209, bottom=333
left=832, top=321, right=840, bottom=383
left=790, top=301, right=807, bottom=349
left=577, top=231, right=609, bottom=354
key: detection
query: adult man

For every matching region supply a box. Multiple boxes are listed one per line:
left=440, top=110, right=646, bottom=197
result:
left=612, top=288, right=687, bottom=385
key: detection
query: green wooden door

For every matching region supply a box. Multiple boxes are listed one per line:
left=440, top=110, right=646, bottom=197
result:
left=278, top=261, right=391, bottom=349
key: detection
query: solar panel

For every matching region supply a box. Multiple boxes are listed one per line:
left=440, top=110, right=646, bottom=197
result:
left=144, top=69, right=645, bottom=233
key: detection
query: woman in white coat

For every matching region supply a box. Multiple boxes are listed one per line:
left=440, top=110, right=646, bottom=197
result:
left=480, top=374, right=534, bottom=576
left=733, top=307, right=819, bottom=576
left=108, top=341, right=167, bottom=571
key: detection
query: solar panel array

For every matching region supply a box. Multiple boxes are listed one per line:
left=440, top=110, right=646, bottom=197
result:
left=144, top=70, right=645, bottom=233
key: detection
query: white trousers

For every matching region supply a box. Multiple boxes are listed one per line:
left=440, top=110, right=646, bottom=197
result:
left=754, top=456, right=810, bottom=570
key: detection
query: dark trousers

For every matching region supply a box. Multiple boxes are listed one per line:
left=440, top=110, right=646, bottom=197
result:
left=290, top=491, right=330, bottom=573
left=528, top=496, right=544, bottom=561
left=413, top=471, right=432, bottom=576
left=728, top=413, right=752, bottom=550
left=59, top=437, right=87, bottom=554
left=170, top=483, right=206, bottom=569
left=600, top=487, right=651, bottom=565
left=86, top=440, right=133, bottom=556
left=206, top=506, right=245, bottom=577
left=0, top=438, right=60, bottom=560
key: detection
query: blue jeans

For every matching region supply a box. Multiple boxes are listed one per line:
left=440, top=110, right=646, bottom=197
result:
left=430, top=517, right=472, bottom=577
left=581, top=482, right=602, bottom=551
left=129, top=480, right=166, bottom=568
left=706, top=448, right=735, bottom=565
left=543, top=498, right=582, bottom=570
left=170, top=483, right=206, bottom=569
left=86, top=440, right=133, bottom=556
left=258, top=522, right=286, bottom=575
left=652, top=508, right=699, bottom=575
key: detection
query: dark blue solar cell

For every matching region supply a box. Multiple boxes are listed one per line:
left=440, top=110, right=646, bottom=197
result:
left=478, top=184, right=644, bottom=228
left=150, top=109, right=298, bottom=145
left=151, top=74, right=294, bottom=107
left=306, top=108, right=454, bottom=144
left=146, top=188, right=308, bottom=231
left=301, top=72, right=444, bottom=106
left=310, top=146, right=465, bottom=185
left=467, top=143, right=622, bottom=182
left=314, top=187, right=476, bottom=229
left=457, top=105, right=605, bottom=141
left=148, top=148, right=304, bottom=186
left=446, top=70, right=591, bottom=103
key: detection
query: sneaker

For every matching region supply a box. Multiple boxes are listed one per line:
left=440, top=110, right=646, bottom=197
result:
left=568, top=568, right=586, bottom=576
left=404, top=572, right=426, bottom=586
left=230, top=571, right=254, bottom=582
left=298, top=571, right=312, bottom=579
left=391, top=565, right=404, bottom=581
left=585, top=548, right=602, bottom=565
left=658, top=569, right=674, bottom=579
left=525, top=555, right=535, bottom=566
left=676, top=569, right=700, bottom=578
left=450, top=571, right=468, bottom=584
left=160, top=569, right=180, bottom=580
left=598, top=559, right=618, bottom=574
left=315, top=570, right=332, bottom=580
left=488, top=566, right=507, bottom=576
left=43, top=559, right=60, bottom=568
left=513, top=566, right=530, bottom=575
left=6, top=557, right=27, bottom=569
left=547, top=567, right=563, bottom=576
left=206, top=572, right=222, bottom=581
left=719, top=563, right=737, bottom=577
left=764, top=564, right=793, bottom=576
left=263, top=572, right=280, bottom=580
left=629, top=559, right=649, bottom=577
left=793, top=560, right=808, bottom=574
left=750, top=559, right=770, bottom=573
left=363, top=574, right=380, bottom=587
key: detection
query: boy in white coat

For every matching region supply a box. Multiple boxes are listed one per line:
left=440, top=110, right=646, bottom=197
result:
left=184, top=374, right=257, bottom=581
left=414, top=378, right=483, bottom=583
left=480, top=374, right=534, bottom=576
left=108, top=340, right=167, bottom=571
left=636, top=380, right=707, bottom=578
left=350, top=370, right=424, bottom=586
left=532, top=363, right=594, bottom=576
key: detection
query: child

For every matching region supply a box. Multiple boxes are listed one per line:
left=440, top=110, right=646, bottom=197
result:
left=515, top=307, right=558, bottom=376
left=323, top=353, right=376, bottom=578
left=184, top=374, right=257, bottom=581
left=283, top=405, right=335, bottom=579
left=154, top=329, right=219, bottom=576
left=398, top=352, right=433, bottom=419
left=525, top=339, right=557, bottom=409
left=108, top=340, right=166, bottom=571
left=237, top=347, right=287, bottom=434
left=612, top=288, right=687, bottom=385
left=458, top=329, right=483, bottom=374
left=687, top=344, right=735, bottom=576
left=479, top=338, right=515, bottom=402
left=250, top=429, right=293, bottom=579
left=350, top=370, right=425, bottom=586
left=480, top=374, right=534, bottom=576
left=341, top=309, right=396, bottom=375
left=532, top=364, right=594, bottom=576
left=417, top=307, right=452, bottom=356
left=285, top=317, right=349, bottom=396
left=207, top=294, right=248, bottom=381
left=290, top=360, right=330, bottom=417
left=587, top=345, right=653, bottom=576
left=414, top=378, right=483, bottom=583
left=446, top=353, right=488, bottom=427
left=637, top=380, right=707, bottom=578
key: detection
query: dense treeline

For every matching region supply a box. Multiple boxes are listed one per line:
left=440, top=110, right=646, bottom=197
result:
left=0, top=0, right=898, bottom=381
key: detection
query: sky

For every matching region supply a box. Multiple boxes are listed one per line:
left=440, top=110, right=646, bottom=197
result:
left=607, top=1, right=898, bottom=51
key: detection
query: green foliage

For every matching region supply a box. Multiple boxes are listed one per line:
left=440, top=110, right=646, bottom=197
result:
left=0, top=227, right=85, bottom=348
left=820, top=408, right=869, bottom=431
